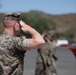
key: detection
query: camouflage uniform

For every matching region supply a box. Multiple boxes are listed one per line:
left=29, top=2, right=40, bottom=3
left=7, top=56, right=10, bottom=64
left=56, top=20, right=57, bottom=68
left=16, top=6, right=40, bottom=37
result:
left=0, top=13, right=30, bottom=75
left=48, top=31, right=58, bottom=75
left=35, top=39, right=52, bottom=75
left=35, top=39, right=57, bottom=75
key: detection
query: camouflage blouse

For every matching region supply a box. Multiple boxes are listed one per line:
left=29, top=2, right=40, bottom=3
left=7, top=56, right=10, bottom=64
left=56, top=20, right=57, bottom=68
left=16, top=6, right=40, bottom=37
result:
left=0, top=31, right=30, bottom=75
left=36, top=40, right=55, bottom=64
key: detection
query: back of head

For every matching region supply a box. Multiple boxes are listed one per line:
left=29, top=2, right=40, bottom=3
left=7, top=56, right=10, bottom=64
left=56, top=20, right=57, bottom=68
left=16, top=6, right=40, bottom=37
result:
left=3, top=12, right=21, bottom=27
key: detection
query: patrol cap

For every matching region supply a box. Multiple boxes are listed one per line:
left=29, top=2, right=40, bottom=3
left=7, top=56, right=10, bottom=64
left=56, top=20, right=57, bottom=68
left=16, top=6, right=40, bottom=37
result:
left=4, top=12, right=21, bottom=21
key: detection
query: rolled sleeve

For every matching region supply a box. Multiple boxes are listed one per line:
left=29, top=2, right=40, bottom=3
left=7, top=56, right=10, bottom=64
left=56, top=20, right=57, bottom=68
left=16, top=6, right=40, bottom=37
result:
left=22, top=39, right=30, bottom=50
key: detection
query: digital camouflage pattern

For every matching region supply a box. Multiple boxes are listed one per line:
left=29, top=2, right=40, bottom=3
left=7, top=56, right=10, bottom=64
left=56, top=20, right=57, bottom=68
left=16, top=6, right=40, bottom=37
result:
left=35, top=39, right=57, bottom=75
left=4, top=12, right=21, bottom=21
left=36, top=40, right=52, bottom=64
left=35, top=39, right=52, bottom=75
left=0, top=31, right=30, bottom=75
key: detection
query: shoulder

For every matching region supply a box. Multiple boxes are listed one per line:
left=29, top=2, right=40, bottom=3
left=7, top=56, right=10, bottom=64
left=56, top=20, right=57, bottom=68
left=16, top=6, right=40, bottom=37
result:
left=13, top=36, right=30, bottom=50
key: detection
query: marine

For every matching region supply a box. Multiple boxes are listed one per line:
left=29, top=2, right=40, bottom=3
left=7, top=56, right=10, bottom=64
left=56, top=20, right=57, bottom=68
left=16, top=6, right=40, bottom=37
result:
left=0, top=12, right=45, bottom=75
left=35, top=32, right=58, bottom=75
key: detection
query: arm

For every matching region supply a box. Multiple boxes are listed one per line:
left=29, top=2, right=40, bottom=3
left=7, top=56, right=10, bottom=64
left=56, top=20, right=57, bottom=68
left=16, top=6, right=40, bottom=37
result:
left=20, top=21, right=45, bottom=50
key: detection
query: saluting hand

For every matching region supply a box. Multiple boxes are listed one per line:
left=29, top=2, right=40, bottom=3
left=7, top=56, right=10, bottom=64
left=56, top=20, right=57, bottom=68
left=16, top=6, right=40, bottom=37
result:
left=20, top=20, right=33, bottom=33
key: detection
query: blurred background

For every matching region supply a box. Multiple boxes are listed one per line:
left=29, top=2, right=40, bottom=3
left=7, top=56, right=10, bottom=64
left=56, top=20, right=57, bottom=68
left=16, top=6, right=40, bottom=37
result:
left=0, top=0, right=76, bottom=75
left=0, top=0, right=76, bottom=42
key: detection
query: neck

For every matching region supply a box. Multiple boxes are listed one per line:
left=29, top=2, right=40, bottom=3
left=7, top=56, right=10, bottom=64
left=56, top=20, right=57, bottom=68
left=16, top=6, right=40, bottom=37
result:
left=4, top=27, right=14, bottom=36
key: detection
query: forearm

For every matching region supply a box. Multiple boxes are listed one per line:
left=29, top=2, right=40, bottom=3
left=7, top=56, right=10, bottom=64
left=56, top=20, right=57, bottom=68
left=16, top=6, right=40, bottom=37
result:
left=29, top=28, right=45, bottom=49
left=29, top=28, right=44, bottom=41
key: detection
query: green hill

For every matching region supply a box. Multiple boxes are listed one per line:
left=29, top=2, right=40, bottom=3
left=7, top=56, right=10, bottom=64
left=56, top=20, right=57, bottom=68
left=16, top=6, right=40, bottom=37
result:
left=0, top=11, right=76, bottom=40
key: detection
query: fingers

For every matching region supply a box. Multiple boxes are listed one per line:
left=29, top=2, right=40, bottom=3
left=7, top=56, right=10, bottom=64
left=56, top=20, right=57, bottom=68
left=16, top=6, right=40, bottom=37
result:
left=20, top=20, right=26, bottom=27
left=19, top=20, right=32, bottom=33
left=19, top=20, right=26, bottom=31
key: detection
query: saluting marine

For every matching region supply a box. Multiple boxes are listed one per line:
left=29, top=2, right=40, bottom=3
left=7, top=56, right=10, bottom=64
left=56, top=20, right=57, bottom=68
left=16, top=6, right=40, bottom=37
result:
left=35, top=32, right=58, bottom=75
left=0, top=13, right=45, bottom=75
left=47, top=31, right=58, bottom=75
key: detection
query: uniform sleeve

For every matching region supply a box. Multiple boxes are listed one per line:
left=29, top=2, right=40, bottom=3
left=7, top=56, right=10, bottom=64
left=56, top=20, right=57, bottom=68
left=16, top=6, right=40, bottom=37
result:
left=13, top=36, right=30, bottom=51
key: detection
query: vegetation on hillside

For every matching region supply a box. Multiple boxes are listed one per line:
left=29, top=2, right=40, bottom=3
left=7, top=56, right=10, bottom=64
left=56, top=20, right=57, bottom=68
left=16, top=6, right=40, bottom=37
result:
left=0, top=10, right=76, bottom=41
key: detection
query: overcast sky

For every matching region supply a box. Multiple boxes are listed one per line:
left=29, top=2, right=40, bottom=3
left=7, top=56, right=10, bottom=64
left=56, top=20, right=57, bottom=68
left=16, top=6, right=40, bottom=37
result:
left=0, top=0, right=76, bottom=15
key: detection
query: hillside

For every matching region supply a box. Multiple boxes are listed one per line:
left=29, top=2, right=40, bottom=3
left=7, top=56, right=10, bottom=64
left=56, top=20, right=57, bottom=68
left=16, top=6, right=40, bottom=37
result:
left=0, top=11, right=76, bottom=40
left=50, top=14, right=76, bottom=32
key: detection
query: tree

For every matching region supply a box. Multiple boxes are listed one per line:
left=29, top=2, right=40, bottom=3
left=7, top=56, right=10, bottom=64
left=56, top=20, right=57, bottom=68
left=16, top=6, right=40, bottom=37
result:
left=21, top=13, right=55, bottom=34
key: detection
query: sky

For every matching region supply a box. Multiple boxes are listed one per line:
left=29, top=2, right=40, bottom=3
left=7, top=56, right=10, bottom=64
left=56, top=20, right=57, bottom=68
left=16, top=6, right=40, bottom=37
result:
left=0, top=0, right=76, bottom=15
